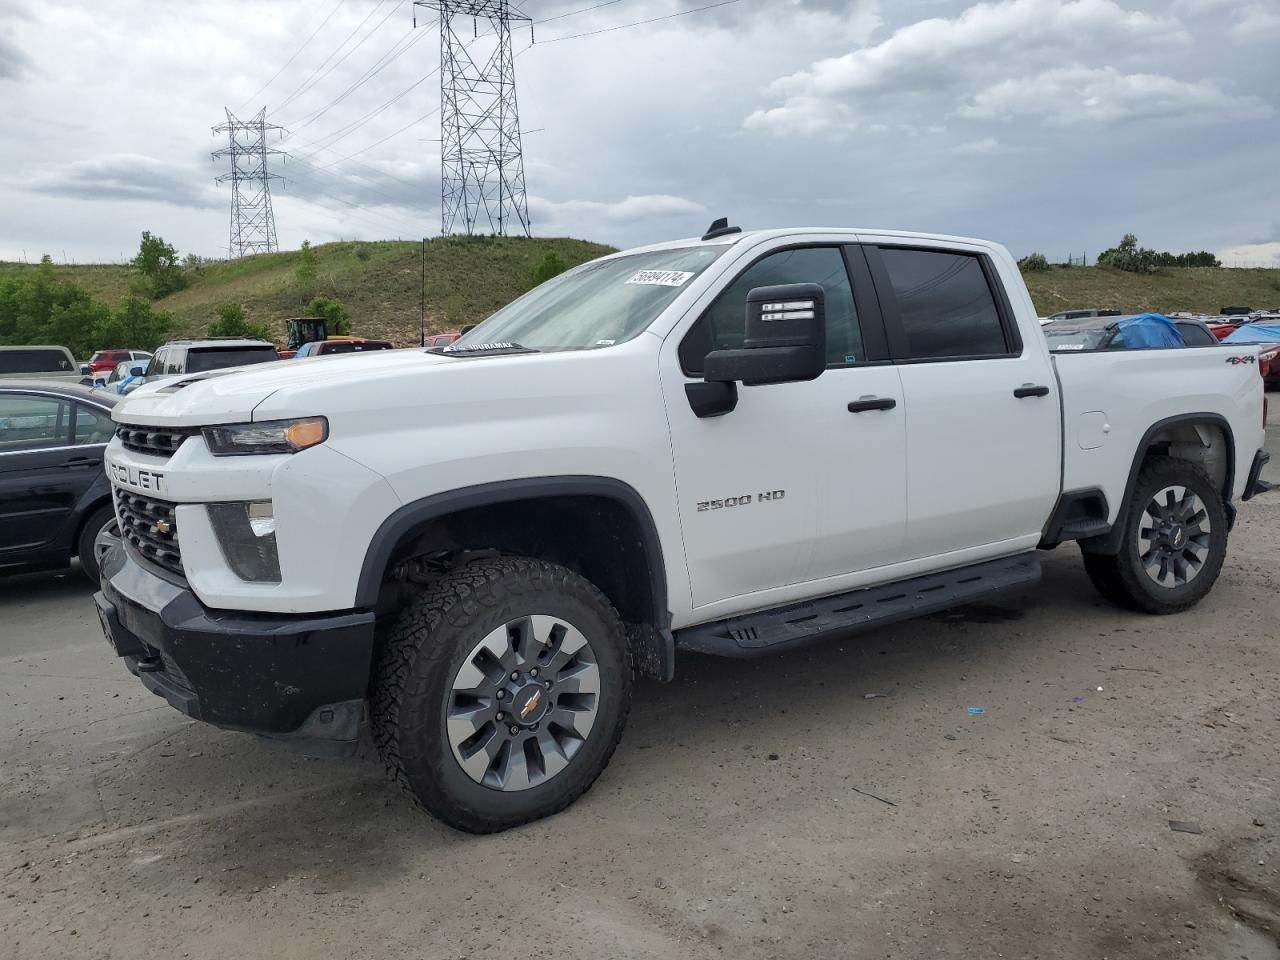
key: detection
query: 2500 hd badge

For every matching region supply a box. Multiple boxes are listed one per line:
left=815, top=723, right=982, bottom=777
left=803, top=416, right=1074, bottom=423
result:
left=109, top=462, right=166, bottom=494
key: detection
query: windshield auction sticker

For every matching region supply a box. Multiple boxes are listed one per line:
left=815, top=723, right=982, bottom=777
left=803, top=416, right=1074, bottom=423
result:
left=625, top=270, right=695, bottom=287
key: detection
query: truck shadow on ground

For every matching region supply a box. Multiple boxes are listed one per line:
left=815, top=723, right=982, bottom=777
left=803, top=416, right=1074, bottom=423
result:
left=81, top=551, right=1128, bottom=899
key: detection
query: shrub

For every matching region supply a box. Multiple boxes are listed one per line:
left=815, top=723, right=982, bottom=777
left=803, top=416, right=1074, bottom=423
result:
left=295, top=240, right=318, bottom=293
left=529, top=251, right=569, bottom=289
left=131, top=231, right=188, bottom=298
left=208, top=302, right=271, bottom=341
left=1018, top=253, right=1050, bottom=272
left=306, top=296, right=350, bottom=335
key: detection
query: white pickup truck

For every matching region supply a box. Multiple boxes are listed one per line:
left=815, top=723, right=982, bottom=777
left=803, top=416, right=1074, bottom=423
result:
left=95, top=223, right=1269, bottom=832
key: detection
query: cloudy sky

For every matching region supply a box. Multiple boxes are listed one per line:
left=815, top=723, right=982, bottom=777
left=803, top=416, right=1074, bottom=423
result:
left=1, top=0, right=1277, bottom=265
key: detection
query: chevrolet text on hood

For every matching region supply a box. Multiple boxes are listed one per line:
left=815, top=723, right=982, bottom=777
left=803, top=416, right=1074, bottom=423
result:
left=95, top=221, right=1268, bottom=833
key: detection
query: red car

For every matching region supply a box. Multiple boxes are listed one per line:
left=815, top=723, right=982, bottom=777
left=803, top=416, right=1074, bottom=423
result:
left=425, top=333, right=461, bottom=348
left=79, top=349, right=153, bottom=378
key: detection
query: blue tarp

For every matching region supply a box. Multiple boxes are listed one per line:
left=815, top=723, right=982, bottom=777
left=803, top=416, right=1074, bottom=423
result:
left=1224, top=323, right=1280, bottom=344
left=1115, top=313, right=1185, bottom=348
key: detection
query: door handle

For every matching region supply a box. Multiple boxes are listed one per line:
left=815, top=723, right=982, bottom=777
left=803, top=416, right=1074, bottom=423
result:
left=847, top=397, right=897, bottom=413
left=1013, top=384, right=1050, bottom=398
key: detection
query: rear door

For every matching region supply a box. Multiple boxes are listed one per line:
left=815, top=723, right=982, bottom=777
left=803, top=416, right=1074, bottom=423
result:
left=0, top=391, right=76, bottom=560
left=864, top=243, right=1060, bottom=561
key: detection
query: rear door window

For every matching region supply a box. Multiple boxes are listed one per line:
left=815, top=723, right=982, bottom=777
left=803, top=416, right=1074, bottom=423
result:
left=73, top=404, right=114, bottom=445
left=0, top=394, right=70, bottom=451
left=876, top=248, right=1011, bottom=360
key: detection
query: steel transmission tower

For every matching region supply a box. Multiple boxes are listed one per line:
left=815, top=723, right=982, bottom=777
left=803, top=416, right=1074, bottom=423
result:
left=415, top=1, right=532, bottom=236
left=212, top=108, right=287, bottom=257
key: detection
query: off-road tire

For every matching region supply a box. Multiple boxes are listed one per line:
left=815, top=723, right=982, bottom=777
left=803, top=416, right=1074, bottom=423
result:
left=77, top=504, right=117, bottom=587
left=370, top=556, right=632, bottom=833
left=1082, top=456, right=1227, bottom=614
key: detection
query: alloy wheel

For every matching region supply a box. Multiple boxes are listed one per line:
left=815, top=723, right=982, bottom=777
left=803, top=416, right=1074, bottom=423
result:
left=1137, top=484, right=1211, bottom=587
left=447, top=615, right=601, bottom=791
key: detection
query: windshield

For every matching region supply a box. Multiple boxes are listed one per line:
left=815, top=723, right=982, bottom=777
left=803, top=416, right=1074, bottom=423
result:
left=186, top=347, right=279, bottom=372
left=1043, top=327, right=1112, bottom=351
left=448, top=246, right=727, bottom=353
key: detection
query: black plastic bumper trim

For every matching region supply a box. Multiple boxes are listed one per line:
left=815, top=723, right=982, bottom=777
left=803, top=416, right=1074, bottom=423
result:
left=1243, top=449, right=1271, bottom=502
left=95, top=544, right=375, bottom=744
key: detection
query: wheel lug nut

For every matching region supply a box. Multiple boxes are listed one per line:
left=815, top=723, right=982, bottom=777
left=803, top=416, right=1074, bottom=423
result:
left=511, top=671, right=519, bottom=680
left=530, top=668, right=538, bottom=677
left=496, top=690, right=506, bottom=699
left=509, top=725, right=519, bottom=735
left=496, top=712, right=505, bottom=721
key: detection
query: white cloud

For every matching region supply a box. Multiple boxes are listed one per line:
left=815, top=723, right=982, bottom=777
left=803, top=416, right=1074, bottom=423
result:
left=1227, top=3, right=1280, bottom=42
left=1217, top=241, right=1280, bottom=268
left=529, top=193, right=707, bottom=226
left=959, top=66, right=1273, bottom=125
left=744, top=0, right=1191, bottom=136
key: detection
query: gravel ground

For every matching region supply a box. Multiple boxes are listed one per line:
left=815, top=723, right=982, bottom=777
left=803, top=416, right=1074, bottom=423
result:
left=2, top=470, right=1278, bottom=958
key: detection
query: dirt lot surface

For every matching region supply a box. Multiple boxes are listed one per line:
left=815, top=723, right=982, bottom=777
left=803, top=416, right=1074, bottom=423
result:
left=3, top=482, right=1279, bottom=959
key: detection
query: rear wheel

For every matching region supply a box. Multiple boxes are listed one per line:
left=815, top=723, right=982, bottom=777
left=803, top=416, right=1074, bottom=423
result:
left=78, top=504, right=120, bottom=587
left=370, top=557, right=631, bottom=833
left=1082, top=456, right=1227, bottom=614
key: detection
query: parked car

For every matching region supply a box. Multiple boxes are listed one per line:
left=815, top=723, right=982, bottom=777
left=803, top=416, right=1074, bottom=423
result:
left=1044, top=308, right=1123, bottom=323
left=0, top=346, right=80, bottom=381
left=96, top=360, right=148, bottom=395
left=1041, top=313, right=1217, bottom=351
left=0, top=380, right=120, bottom=584
left=425, top=333, right=461, bottom=348
left=294, top=338, right=395, bottom=357
left=80, top=349, right=153, bottom=380
left=1224, top=323, right=1280, bottom=389
left=97, top=223, right=1267, bottom=832
left=129, top=338, right=280, bottom=391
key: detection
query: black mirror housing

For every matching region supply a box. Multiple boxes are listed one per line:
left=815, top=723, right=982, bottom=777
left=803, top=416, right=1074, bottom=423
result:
left=130, top=366, right=145, bottom=377
left=702, top=283, right=826, bottom=386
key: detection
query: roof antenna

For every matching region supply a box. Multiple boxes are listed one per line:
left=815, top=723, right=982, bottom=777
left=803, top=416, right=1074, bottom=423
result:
left=702, top=217, right=742, bottom=241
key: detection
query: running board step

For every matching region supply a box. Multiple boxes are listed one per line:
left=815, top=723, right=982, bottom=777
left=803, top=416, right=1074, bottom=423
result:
left=675, top=553, right=1041, bottom=658
left=1059, top=517, right=1111, bottom=539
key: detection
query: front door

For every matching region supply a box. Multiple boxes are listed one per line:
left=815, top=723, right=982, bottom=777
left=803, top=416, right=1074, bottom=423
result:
left=660, top=243, right=908, bottom=618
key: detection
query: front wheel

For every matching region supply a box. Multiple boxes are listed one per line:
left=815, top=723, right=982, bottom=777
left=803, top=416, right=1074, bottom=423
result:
left=370, top=557, right=632, bottom=833
left=1082, top=456, right=1227, bottom=614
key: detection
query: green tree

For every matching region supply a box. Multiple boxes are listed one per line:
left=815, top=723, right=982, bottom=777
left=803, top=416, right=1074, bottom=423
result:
left=528, top=251, right=569, bottom=289
left=306, top=295, right=349, bottom=335
left=208, top=302, right=271, bottom=341
left=93, top=297, right=174, bottom=353
left=1018, top=252, right=1050, bottom=272
left=295, top=239, right=318, bottom=293
left=131, top=231, right=188, bottom=298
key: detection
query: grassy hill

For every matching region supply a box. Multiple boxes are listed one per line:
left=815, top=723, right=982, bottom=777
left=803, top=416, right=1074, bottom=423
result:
left=2, top=240, right=1278, bottom=347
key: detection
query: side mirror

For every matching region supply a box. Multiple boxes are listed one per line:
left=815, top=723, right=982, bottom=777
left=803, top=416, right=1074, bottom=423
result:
left=130, top=366, right=145, bottom=377
left=79, top=364, right=91, bottom=376
left=703, top=283, right=826, bottom=386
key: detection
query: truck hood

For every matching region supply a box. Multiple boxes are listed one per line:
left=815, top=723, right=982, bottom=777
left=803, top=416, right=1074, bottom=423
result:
left=114, top=349, right=455, bottom=425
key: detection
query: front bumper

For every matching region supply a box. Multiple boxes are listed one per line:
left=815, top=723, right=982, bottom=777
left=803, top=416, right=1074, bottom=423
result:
left=94, top=544, right=376, bottom=757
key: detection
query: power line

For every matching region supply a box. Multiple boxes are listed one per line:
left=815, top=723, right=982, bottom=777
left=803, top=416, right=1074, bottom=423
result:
left=274, top=0, right=398, bottom=114
left=277, top=0, right=415, bottom=126
left=282, top=21, right=434, bottom=134
left=237, top=0, right=347, bottom=111
left=534, top=0, right=629, bottom=25
left=537, top=0, right=748, bottom=42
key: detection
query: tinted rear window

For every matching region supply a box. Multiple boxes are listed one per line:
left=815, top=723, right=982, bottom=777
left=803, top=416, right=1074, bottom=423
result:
left=185, top=347, right=279, bottom=372
left=1176, top=323, right=1217, bottom=346
left=0, top=349, right=75, bottom=373
left=879, top=248, right=1009, bottom=359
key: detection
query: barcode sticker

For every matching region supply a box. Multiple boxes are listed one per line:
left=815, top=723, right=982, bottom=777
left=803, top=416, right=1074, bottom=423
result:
left=626, top=270, right=695, bottom=287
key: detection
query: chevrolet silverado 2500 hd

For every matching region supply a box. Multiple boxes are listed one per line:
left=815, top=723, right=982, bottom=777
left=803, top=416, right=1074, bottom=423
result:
left=95, top=224, right=1269, bottom=832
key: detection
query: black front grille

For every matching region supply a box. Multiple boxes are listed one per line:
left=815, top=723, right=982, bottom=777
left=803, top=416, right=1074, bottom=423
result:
left=115, top=424, right=201, bottom=458
left=114, top=489, right=183, bottom=576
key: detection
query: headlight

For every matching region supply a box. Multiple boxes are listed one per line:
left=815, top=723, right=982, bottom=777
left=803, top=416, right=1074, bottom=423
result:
left=203, top=417, right=327, bottom=456
left=207, top=501, right=280, bottom=582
